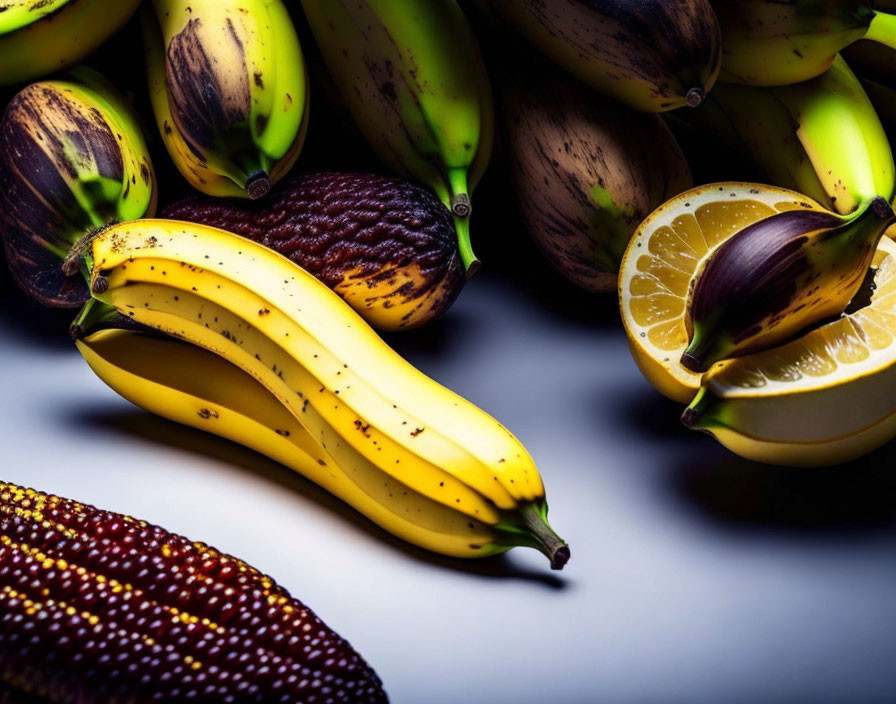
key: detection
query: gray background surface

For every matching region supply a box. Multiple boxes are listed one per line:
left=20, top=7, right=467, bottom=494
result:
left=3, top=256, right=896, bottom=704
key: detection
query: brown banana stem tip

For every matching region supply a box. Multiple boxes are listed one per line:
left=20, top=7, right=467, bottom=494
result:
left=679, top=351, right=706, bottom=374
left=686, top=87, right=705, bottom=108
left=450, top=193, right=472, bottom=218
left=680, top=407, right=699, bottom=429
left=246, top=170, right=272, bottom=200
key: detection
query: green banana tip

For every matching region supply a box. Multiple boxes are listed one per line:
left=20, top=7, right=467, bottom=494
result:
left=246, top=170, right=272, bottom=200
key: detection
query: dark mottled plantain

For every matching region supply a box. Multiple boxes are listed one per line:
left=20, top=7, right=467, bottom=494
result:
left=162, top=172, right=465, bottom=331
left=501, top=61, right=692, bottom=292
left=0, top=480, right=388, bottom=703
left=476, top=0, right=722, bottom=112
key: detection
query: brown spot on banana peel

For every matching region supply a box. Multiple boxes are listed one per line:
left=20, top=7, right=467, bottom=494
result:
left=682, top=199, right=895, bottom=372
left=162, top=172, right=464, bottom=330
left=165, top=16, right=251, bottom=153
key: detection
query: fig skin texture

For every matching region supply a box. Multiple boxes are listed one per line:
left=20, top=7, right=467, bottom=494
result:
left=163, top=172, right=465, bottom=331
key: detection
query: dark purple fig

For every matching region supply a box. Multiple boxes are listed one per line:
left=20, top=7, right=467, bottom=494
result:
left=0, top=67, right=156, bottom=308
left=0, top=480, right=388, bottom=703
left=162, top=172, right=464, bottom=331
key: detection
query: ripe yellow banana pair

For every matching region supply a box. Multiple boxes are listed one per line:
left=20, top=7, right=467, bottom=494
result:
left=75, top=219, right=569, bottom=568
left=142, top=0, right=309, bottom=199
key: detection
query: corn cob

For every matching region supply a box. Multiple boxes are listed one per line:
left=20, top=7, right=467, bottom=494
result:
left=0, top=481, right=387, bottom=703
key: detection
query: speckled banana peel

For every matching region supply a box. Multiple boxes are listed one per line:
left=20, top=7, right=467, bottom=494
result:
left=698, top=56, right=895, bottom=215
left=298, top=0, right=494, bottom=274
left=0, top=0, right=141, bottom=85
left=142, top=0, right=309, bottom=199
left=82, top=220, right=568, bottom=568
left=681, top=238, right=896, bottom=467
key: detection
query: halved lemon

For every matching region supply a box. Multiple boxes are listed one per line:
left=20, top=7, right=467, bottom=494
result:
left=682, top=234, right=896, bottom=466
left=618, top=182, right=826, bottom=403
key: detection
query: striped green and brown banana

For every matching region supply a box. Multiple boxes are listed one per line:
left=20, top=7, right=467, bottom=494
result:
left=299, top=0, right=494, bottom=274
left=714, top=0, right=896, bottom=86
left=501, top=59, right=692, bottom=291
left=475, top=0, right=722, bottom=112
left=0, top=480, right=388, bottom=702
left=0, top=66, right=156, bottom=308
left=0, top=0, right=142, bottom=85
left=142, top=0, right=309, bottom=199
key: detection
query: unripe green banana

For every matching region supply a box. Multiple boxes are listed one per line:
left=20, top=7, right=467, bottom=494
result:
left=475, top=0, right=722, bottom=113
left=0, top=0, right=141, bottom=85
left=0, top=66, right=156, bottom=307
left=142, top=0, right=309, bottom=200
left=843, top=39, right=896, bottom=137
left=299, top=0, right=494, bottom=274
left=714, top=0, right=896, bottom=86
left=681, top=196, right=895, bottom=373
left=682, top=56, right=895, bottom=215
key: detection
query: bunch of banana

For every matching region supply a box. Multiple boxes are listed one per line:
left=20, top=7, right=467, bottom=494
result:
left=501, top=58, right=692, bottom=291
left=681, top=196, right=895, bottom=372
left=682, top=56, right=895, bottom=216
left=74, top=219, right=569, bottom=568
left=0, top=0, right=141, bottom=85
left=299, top=0, right=493, bottom=275
left=142, top=0, right=309, bottom=200
left=0, top=66, right=156, bottom=308
left=714, top=0, right=896, bottom=86
left=474, top=0, right=722, bottom=112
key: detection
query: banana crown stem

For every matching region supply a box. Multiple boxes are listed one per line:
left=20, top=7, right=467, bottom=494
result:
left=496, top=503, right=569, bottom=570
left=865, top=11, right=896, bottom=51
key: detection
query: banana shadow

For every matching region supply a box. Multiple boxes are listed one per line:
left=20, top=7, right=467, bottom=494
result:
left=668, top=446, right=896, bottom=537
left=615, top=386, right=896, bottom=537
left=61, top=403, right=567, bottom=589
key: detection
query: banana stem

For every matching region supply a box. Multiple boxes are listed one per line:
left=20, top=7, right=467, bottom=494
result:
left=69, top=298, right=119, bottom=340
left=453, top=215, right=480, bottom=277
left=866, top=12, right=896, bottom=51
left=496, top=503, right=570, bottom=570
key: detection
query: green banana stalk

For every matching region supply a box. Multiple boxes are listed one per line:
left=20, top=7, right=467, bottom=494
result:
left=142, top=0, right=309, bottom=200
left=0, top=66, right=156, bottom=307
left=474, top=0, right=722, bottom=113
left=714, top=0, right=896, bottom=86
left=0, top=0, right=141, bottom=85
left=501, top=59, right=692, bottom=291
left=299, top=0, right=494, bottom=275
left=681, top=196, right=895, bottom=373
left=682, top=55, right=895, bottom=216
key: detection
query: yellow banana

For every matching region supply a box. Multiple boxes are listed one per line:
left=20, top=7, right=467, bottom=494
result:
left=80, top=220, right=569, bottom=568
left=0, top=0, right=141, bottom=85
left=0, top=66, right=156, bottom=307
left=298, top=0, right=494, bottom=274
left=714, top=0, right=896, bottom=86
left=684, top=55, right=895, bottom=215
left=142, top=0, right=309, bottom=199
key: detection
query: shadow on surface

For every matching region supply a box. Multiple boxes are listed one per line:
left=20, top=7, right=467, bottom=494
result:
left=381, top=308, right=479, bottom=363
left=606, top=385, right=696, bottom=442
left=669, top=443, right=896, bottom=537
left=61, top=403, right=567, bottom=589
left=0, top=272, right=77, bottom=351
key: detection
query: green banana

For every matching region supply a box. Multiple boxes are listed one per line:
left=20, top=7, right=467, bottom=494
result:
left=0, top=0, right=141, bottom=85
left=681, top=196, right=895, bottom=373
left=474, top=0, right=722, bottom=113
left=142, top=0, right=309, bottom=199
left=714, top=0, right=896, bottom=86
left=843, top=39, right=896, bottom=136
left=683, top=56, right=895, bottom=215
left=0, top=66, right=156, bottom=307
left=299, top=0, right=494, bottom=274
